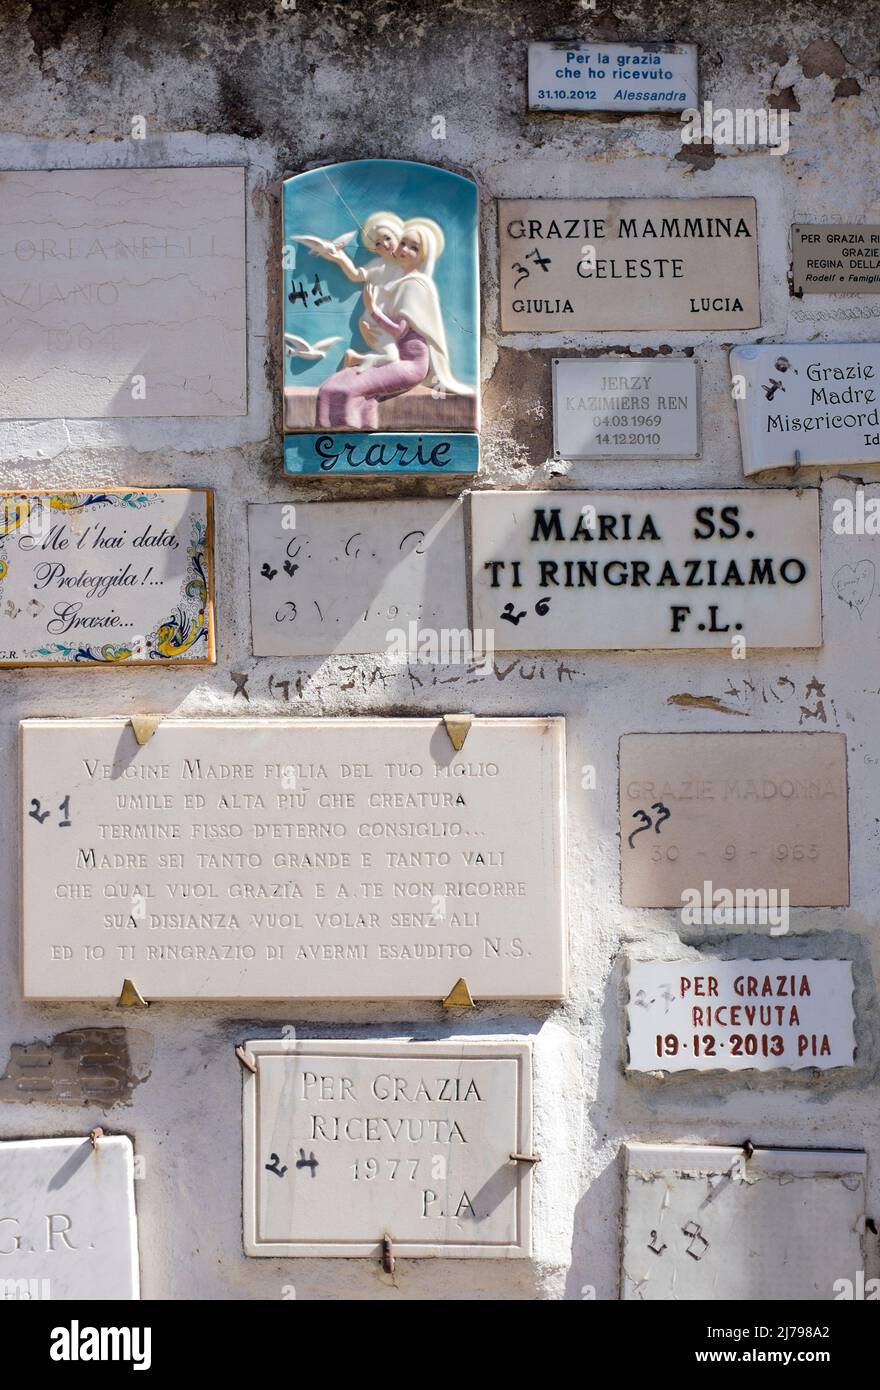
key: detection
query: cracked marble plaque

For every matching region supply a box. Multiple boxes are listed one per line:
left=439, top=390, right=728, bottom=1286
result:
left=242, top=1039, right=532, bottom=1257
left=731, top=343, right=880, bottom=475
left=21, top=717, right=565, bottom=1001
left=0, top=1135, right=139, bottom=1299
left=622, top=1144, right=866, bottom=1300
left=627, top=959, right=855, bottom=1072
left=0, top=488, right=214, bottom=665
left=0, top=167, right=247, bottom=418
left=247, top=499, right=466, bottom=656
left=471, top=490, right=821, bottom=651
left=619, top=732, right=849, bottom=908
left=498, top=197, right=759, bottom=331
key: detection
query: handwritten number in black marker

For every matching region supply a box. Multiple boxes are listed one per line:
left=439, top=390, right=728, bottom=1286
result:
left=627, top=809, right=653, bottom=849
left=651, top=802, right=671, bottom=834
left=28, top=796, right=72, bottom=828
left=627, top=802, right=672, bottom=849
left=500, top=603, right=527, bottom=626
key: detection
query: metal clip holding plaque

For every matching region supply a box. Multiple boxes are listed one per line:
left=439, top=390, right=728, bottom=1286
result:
left=117, top=979, right=149, bottom=1009
left=235, top=1045, right=257, bottom=1075
left=510, top=1151, right=541, bottom=1165
left=129, top=714, right=162, bottom=747
left=442, top=714, right=473, bottom=752
left=442, top=977, right=475, bottom=1010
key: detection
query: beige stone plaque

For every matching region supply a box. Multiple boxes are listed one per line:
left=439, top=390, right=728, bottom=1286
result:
left=0, top=488, right=214, bottom=666
left=0, top=167, right=247, bottom=418
left=792, top=224, right=880, bottom=295
left=619, top=732, right=849, bottom=908
left=242, top=1039, right=532, bottom=1258
left=21, top=717, right=566, bottom=1001
left=471, top=490, right=821, bottom=651
left=498, top=197, right=759, bottom=331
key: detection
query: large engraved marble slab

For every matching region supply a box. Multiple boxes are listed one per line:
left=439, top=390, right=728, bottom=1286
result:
left=21, top=717, right=566, bottom=1001
left=731, top=343, right=880, bottom=475
left=627, top=958, right=855, bottom=1071
left=247, top=499, right=466, bottom=656
left=619, top=732, right=849, bottom=908
left=0, top=488, right=214, bottom=665
left=242, top=1039, right=532, bottom=1257
left=622, top=1144, right=866, bottom=1300
left=0, top=167, right=247, bottom=418
left=471, top=490, right=821, bottom=651
left=498, top=197, right=759, bottom=331
left=0, top=1135, right=139, bottom=1300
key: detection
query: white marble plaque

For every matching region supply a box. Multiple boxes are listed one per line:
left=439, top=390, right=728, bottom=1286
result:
left=627, top=959, right=855, bottom=1071
left=623, top=1144, right=866, bottom=1300
left=0, top=1136, right=139, bottom=1300
left=528, top=42, right=698, bottom=114
left=247, top=500, right=467, bottom=657
left=242, top=1039, right=532, bottom=1257
left=471, top=490, right=821, bottom=651
left=620, top=732, right=849, bottom=908
left=0, top=167, right=247, bottom=418
left=553, top=357, right=700, bottom=459
left=498, top=197, right=759, bottom=331
left=21, top=717, right=565, bottom=1001
left=731, top=343, right=880, bottom=475
left=0, top=488, right=214, bottom=665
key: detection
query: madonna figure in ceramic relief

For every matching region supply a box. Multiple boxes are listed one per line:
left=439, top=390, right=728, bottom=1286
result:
left=313, top=217, right=475, bottom=431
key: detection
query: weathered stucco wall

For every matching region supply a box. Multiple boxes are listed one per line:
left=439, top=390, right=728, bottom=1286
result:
left=0, top=0, right=879, bottom=1299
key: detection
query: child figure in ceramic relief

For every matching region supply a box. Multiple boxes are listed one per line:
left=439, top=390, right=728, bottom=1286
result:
left=314, top=217, right=475, bottom=430
left=294, top=211, right=404, bottom=372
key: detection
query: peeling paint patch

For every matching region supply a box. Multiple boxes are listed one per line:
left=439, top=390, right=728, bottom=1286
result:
left=675, top=143, right=718, bottom=171
left=771, top=86, right=801, bottom=111
left=0, top=1028, right=146, bottom=1107
left=800, top=39, right=848, bottom=79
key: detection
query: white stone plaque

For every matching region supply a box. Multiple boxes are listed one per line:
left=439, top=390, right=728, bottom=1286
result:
left=498, top=197, right=759, bottom=331
left=731, top=343, right=880, bottom=475
left=0, top=488, right=214, bottom=666
left=471, top=490, right=821, bottom=651
left=622, top=1144, right=866, bottom=1300
left=242, top=1039, right=532, bottom=1258
left=627, top=959, right=855, bottom=1072
left=553, top=357, right=700, bottom=459
left=21, top=717, right=566, bottom=1001
left=0, top=167, right=247, bottom=418
left=0, top=1135, right=139, bottom=1300
left=619, top=732, right=849, bottom=908
left=528, top=42, right=698, bottom=114
left=247, top=500, right=467, bottom=657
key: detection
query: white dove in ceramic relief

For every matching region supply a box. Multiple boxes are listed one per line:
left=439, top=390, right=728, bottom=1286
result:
left=291, top=231, right=358, bottom=256
left=284, top=333, right=344, bottom=360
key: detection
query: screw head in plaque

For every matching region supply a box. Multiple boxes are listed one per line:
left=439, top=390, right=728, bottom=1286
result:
left=281, top=160, right=480, bottom=477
